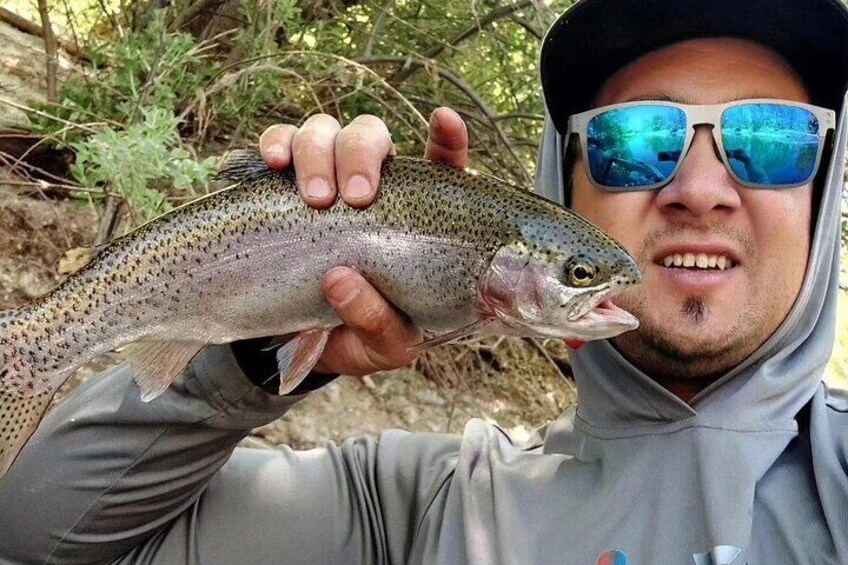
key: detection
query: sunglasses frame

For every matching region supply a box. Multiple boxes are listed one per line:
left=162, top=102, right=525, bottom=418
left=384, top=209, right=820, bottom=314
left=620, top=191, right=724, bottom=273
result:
left=566, top=99, right=837, bottom=191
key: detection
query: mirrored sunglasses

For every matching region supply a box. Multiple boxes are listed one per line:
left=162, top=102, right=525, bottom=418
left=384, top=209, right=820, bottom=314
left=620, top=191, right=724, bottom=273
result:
left=566, top=99, right=836, bottom=191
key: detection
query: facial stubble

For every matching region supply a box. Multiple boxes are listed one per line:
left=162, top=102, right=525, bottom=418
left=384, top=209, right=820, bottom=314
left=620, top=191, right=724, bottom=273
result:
left=611, top=227, right=764, bottom=381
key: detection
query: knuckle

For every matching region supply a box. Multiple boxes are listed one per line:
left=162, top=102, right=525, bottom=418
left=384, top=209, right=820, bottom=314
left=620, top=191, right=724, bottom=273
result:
left=292, top=128, right=337, bottom=163
left=337, top=128, right=378, bottom=154
left=362, top=346, right=394, bottom=372
left=363, top=332, right=415, bottom=371
left=340, top=116, right=391, bottom=147
left=350, top=114, right=388, bottom=130
left=355, top=303, right=392, bottom=339
left=301, top=113, right=341, bottom=131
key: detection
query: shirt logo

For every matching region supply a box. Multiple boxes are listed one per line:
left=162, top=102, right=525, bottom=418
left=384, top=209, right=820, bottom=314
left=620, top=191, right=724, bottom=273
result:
left=597, top=550, right=628, bottom=565
left=692, top=545, right=743, bottom=565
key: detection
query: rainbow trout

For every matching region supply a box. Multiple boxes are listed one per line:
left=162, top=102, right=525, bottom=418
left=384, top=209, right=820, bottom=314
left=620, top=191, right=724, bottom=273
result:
left=0, top=149, right=640, bottom=478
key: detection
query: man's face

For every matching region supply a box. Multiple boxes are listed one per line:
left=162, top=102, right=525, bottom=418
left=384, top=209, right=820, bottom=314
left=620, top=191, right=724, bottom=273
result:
left=570, top=38, right=814, bottom=389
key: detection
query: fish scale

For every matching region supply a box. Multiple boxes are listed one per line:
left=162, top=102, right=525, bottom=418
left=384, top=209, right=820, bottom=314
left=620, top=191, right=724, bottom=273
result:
left=0, top=149, right=641, bottom=480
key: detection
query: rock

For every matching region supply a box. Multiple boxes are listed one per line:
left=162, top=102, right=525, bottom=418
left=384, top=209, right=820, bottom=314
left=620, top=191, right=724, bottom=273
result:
left=0, top=18, right=73, bottom=130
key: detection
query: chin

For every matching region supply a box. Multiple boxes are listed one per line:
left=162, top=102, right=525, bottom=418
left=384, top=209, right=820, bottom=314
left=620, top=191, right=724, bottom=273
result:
left=613, top=307, right=752, bottom=379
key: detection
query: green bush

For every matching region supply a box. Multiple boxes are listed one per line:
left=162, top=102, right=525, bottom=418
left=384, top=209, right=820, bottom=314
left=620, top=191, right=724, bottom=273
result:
left=69, top=108, right=215, bottom=221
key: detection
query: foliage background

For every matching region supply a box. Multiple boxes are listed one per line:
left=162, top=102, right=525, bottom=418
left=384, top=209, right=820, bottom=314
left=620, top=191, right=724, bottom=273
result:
left=3, top=0, right=848, bottom=385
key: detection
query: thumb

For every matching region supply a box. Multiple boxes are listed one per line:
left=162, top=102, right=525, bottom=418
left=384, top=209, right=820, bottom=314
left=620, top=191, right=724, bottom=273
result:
left=425, top=107, right=469, bottom=169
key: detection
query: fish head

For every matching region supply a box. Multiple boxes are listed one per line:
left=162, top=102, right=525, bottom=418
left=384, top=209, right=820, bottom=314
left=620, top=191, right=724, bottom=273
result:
left=479, top=215, right=642, bottom=341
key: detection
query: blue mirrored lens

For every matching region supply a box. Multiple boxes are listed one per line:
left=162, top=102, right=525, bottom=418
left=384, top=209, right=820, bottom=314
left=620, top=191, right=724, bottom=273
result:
left=721, top=104, right=820, bottom=186
left=586, top=105, right=686, bottom=189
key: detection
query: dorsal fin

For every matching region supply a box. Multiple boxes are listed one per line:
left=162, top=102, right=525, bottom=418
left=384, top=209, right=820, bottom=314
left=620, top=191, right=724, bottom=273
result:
left=215, top=149, right=274, bottom=182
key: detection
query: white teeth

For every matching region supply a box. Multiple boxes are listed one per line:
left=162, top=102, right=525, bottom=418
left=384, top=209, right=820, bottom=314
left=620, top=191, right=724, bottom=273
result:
left=660, top=253, right=735, bottom=270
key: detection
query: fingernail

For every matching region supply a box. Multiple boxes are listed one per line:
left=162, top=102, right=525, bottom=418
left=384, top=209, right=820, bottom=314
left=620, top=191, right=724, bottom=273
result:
left=325, top=270, right=361, bottom=307
left=265, top=143, right=286, bottom=159
left=345, top=175, right=373, bottom=201
left=429, top=108, right=442, bottom=123
left=258, top=124, right=282, bottom=146
left=305, top=177, right=331, bottom=199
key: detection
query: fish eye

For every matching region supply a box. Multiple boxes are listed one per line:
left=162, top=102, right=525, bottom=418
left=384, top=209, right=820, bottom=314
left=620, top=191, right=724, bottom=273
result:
left=568, top=262, right=596, bottom=287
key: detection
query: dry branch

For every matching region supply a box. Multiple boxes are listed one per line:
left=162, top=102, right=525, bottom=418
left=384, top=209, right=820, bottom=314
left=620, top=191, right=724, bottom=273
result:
left=169, top=0, right=224, bottom=32
left=0, top=179, right=120, bottom=200
left=0, top=97, right=102, bottom=134
left=508, top=15, right=543, bottom=40
left=359, top=55, right=532, bottom=184
left=36, top=0, right=59, bottom=102
left=364, top=0, right=394, bottom=57
left=94, top=196, right=123, bottom=246
left=213, top=51, right=429, bottom=127
left=391, top=0, right=534, bottom=84
left=425, top=0, right=534, bottom=61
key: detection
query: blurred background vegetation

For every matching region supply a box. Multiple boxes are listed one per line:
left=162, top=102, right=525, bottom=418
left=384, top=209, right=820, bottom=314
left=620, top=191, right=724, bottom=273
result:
left=1, top=0, right=846, bottom=392
left=6, top=0, right=561, bottom=220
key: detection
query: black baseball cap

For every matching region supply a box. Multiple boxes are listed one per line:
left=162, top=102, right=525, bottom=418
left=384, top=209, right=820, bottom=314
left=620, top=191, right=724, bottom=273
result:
left=540, top=0, right=848, bottom=134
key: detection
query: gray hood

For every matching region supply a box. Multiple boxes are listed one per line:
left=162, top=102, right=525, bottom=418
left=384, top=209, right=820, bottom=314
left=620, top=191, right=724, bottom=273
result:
left=530, top=93, right=848, bottom=562
left=534, top=92, right=847, bottom=428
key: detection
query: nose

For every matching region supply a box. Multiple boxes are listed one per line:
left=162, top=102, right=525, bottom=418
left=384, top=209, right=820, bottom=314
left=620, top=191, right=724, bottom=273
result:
left=654, top=126, right=741, bottom=217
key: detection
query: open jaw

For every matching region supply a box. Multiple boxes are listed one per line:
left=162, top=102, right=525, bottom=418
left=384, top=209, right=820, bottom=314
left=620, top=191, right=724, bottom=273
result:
left=577, top=299, right=639, bottom=330
left=562, top=288, right=639, bottom=340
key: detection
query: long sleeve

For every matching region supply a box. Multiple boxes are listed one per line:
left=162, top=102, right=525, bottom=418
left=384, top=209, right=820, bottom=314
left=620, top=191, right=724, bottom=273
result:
left=0, top=345, right=461, bottom=565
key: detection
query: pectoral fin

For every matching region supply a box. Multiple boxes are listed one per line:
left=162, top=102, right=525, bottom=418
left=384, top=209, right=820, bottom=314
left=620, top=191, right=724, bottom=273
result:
left=124, top=341, right=206, bottom=402
left=408, top=319, right=494, bottom=354
left=275, top=329, right=331, bottom=395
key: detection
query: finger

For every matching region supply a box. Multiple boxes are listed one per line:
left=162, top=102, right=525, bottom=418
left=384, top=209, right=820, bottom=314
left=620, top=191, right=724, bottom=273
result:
left=334, top=115, right=395, bottom=209
left=425, top=107, right=469, bottom=169
left=317, top=267, right=421, bottom=375
left=259, top=124, right=298, bottom=170
left=291, top=114, right=343, bottom=209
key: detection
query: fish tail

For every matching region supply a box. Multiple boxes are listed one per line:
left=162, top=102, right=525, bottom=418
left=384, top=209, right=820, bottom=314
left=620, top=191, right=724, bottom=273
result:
left=0, top=309, right=55, bottom=480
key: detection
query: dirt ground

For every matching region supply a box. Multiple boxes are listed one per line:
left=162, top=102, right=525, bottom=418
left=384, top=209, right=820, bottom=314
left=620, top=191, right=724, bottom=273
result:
left=0, top=174, right=577, bottom=449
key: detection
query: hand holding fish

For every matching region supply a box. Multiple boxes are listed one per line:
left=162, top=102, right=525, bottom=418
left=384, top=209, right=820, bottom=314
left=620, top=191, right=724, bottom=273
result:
left=256, top=108, right=469, bottom=376
left=0, top=108, right=640, bottom=480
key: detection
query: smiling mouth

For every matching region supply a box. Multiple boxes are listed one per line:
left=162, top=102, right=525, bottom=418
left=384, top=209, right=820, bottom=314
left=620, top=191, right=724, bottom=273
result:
left=658, top=252, right=737, bottom=271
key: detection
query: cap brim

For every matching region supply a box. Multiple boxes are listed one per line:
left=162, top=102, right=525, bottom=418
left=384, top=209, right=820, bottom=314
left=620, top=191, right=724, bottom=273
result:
left=541, top=0, right=848, bottom=134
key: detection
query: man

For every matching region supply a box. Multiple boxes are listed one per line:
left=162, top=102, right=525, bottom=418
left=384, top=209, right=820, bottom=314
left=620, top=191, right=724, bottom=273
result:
left=1, top=0, right=846, bottom=563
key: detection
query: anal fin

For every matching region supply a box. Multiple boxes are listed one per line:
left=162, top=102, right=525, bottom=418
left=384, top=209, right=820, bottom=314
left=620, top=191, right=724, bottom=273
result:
left=275, top=329, right=331, bottom=395
left=0, top=382, right=55, bottom=481
left=124, top=341, right=206, bottom=402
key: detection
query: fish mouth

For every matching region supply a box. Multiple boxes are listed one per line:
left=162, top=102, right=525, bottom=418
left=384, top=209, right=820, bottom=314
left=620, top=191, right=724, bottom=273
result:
left=564, top=286, right=639, bottom=331
left=577, top=299, right=639, bottom=331
left=563, top=284, right=610, bottom=322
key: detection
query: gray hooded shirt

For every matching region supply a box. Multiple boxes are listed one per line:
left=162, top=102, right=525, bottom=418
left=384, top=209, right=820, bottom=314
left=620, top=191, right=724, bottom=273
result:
left=0, top=85, right=846, bottom=565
